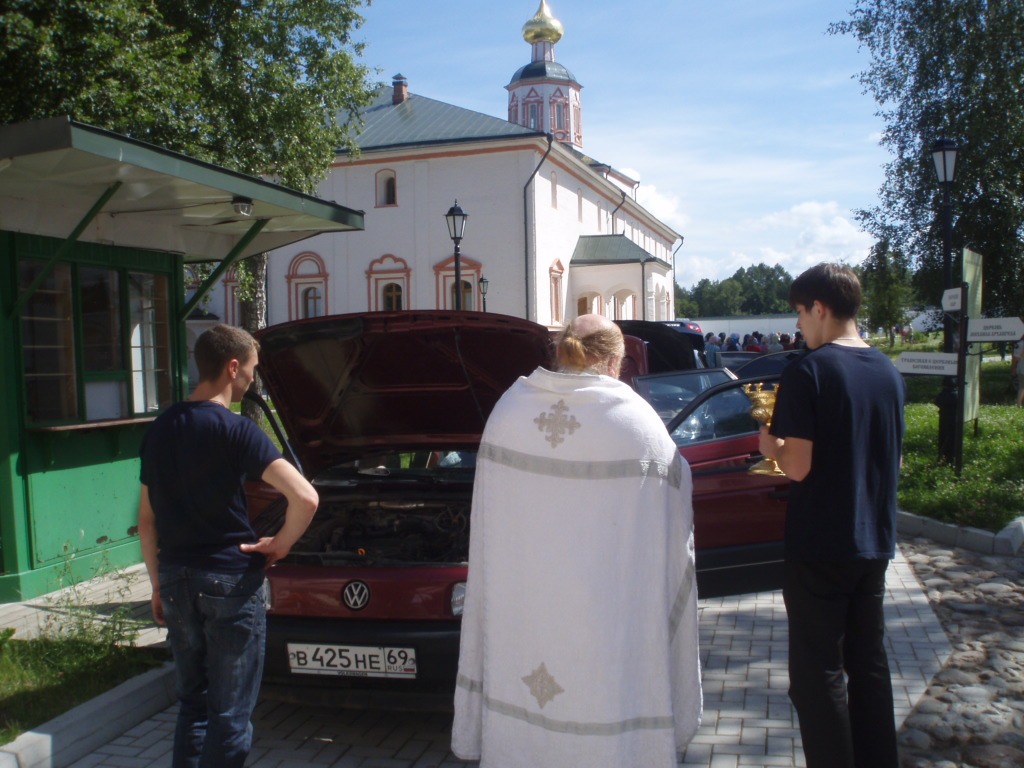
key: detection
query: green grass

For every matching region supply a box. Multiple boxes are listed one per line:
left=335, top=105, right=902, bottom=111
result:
left=0, top=630, right=168, bottom=745
left=893, top=348, right=1024, bottom=532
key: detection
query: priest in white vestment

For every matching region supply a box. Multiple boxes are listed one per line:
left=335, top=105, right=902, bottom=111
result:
left=452, top=314, right=702, bottom=768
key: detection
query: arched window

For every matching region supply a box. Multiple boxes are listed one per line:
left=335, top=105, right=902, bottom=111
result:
left=366, top=255, right=410, bottom=311
left=450, top=280, right=473, bottom=310
left=523, top=88, right=542, bottom=131
left=375, top=169, right=397, bottom=207
left=382, top=282, right=403, bottom=311
left=550, top=171, right=558, bottom=208
left=508, top=94, right=519, bottom=123
left=301, top=286, right=323, bottom=319
left=434, top=255, right=483, bottom=310
left=287, top=253, right=329, bottom=320
left=577, top=188, right=584, bottom=223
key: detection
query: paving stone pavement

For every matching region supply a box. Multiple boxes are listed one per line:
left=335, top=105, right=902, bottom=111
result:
left=41, top=545, right=949, bottom=768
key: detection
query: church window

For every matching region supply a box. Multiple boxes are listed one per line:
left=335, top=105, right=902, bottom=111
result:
left=550, top=171, right=558, bottom=208
left=287, top=253, right=329, bottom=320
left=433, top=255, right=482, bottom=310
left=366, top=254, right=410, bottom=311
left=375, top=169, right=397, bottom=207
left=577, top=189, right=584, bottom=223
left=382, top=282, right=403, bottom=311
left=301, top=286, right=323, bottom=319
left=528, top=103, right=539, bottom=130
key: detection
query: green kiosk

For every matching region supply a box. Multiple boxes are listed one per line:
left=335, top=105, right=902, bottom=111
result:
left=0, top=117, right=364, bottom=602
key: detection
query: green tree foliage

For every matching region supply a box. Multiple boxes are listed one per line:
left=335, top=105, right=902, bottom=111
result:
left=831, top=0, right=1024, bottom=317
left=859, top=240, right=914, bottom=345
left=1, top=0, right=376, bottom=194
left=678, top=263, right=793, bottom=317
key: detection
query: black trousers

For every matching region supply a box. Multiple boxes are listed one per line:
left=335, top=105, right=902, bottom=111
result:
left=783, top=559, right=898, bottom=768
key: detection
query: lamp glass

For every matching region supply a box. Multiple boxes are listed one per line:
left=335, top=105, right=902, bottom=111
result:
left=445, top=201, right=468, bottom=241
left=479, top=276, right=489, bottom=296
left=931, top=139, right=958, bottom=184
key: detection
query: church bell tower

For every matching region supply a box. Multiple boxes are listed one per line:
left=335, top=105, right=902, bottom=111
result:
left=506, top=1, right=583, bottom=148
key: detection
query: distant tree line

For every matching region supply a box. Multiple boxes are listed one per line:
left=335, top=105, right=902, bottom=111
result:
left=675, top=263, right=794, bottom=318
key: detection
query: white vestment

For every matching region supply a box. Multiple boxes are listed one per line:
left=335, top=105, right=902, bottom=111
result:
left=452, top=368, right=702, bottom=768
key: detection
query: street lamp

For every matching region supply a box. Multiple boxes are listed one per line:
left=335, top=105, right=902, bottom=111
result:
left=479, top=275, right=489, bottom=312
left=445, top=201, right=468, bottom=310
left=930, top=137, right=960, bottom=468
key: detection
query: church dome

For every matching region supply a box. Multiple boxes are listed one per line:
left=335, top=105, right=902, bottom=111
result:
left=508, top=60, right=578, bottom=86
left=522, top=0, right=564, bottom=44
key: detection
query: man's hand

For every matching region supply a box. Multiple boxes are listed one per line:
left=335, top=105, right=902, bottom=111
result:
left=150, top=592, right=166, bottom=626
left=240, top=537, right=292, bottom=568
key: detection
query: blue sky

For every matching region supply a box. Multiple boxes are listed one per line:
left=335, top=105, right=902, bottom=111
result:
left=354, top=0, right=889, bottom=288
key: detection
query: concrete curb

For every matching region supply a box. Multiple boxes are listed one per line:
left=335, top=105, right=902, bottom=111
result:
left=0, top=661, right=175, bottom=768
left=897, top=510, right=1024, bottom=556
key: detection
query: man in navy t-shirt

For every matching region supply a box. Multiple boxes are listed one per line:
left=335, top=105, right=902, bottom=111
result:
left=758, top=264, right=905, bottom=768
left=138, top=324, right=318, bottom=768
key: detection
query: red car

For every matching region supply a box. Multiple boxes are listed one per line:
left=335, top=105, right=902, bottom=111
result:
left=248, top=312, right=787, bottom=708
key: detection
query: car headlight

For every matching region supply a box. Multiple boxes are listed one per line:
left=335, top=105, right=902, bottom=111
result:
left=451, top=582, right=466, bottom=617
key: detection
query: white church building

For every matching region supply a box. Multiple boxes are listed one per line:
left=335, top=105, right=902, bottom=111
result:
left=214, top=1, right=682, bottom=329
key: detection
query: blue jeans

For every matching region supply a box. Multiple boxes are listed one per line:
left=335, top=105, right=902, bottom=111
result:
left=159, top=565, right=267, bottom=768
left=783, top=559, right=898, bottom=768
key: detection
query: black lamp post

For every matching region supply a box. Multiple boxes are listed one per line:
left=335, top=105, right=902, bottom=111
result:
left=445, top=201, right=468, bottom=310
left=479, top=276, right=489, bottom=312
left=931, top=137, right=959, bottom=467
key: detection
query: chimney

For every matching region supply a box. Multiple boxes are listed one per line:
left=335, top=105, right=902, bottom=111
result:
left=392, top=74, right=408, bottom=105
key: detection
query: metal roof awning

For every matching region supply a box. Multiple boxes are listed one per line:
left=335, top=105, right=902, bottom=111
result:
left=0, top=116, right=364, bottom=263
left=569, top=234, right=669, bottom=267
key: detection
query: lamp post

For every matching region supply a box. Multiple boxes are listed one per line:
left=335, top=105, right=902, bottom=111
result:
left=931, top=137, right=959, bottom=467
left=445, top=201, right=468, bottom=310
left=479, top=275, right=489, bottom=312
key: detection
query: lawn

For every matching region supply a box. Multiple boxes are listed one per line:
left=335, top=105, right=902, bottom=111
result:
left=0, top=631, right=168, bottom=745
left=873, top=332, right=1024, bottom=532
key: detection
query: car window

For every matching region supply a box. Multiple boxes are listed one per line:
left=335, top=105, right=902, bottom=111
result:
left=638, top=373, right=781, bottom=447
left=634, top=369, right=734, bottom=425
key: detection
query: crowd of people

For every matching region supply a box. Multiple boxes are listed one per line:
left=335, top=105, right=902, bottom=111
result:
left=702, top=329, right=804, bottom=367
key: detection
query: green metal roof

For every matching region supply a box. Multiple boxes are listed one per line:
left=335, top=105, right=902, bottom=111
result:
left=570, top=234, right=668, bottom=267
left=348, top=87, right=542, bottom=152
left=0, top=116, right=364, bottom=263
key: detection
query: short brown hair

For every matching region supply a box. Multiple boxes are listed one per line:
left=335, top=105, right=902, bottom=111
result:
left=194, top=324, right=259, bottom=382
left=789, top=262, right=862, bottom=321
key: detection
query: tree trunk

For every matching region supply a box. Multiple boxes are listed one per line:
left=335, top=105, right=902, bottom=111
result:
left=240, top=253, right=268, bottom=426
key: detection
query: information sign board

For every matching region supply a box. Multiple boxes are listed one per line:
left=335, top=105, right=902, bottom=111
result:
left=895, top=352, right=958, bottom=376
left=966, top=317, right=1024, bottom=342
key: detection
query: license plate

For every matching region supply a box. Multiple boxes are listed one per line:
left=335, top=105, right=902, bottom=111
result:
left=287, top=643, right=418, bottom=679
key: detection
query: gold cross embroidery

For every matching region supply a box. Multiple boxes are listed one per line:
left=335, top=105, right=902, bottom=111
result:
left=534, top=399, right=581, bottom=448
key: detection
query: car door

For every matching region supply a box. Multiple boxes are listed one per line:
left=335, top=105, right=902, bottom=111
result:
left=634, top=370, right=790, bottom=595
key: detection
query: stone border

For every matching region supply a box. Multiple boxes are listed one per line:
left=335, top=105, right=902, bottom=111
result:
left=0, top=662, right=176, bottom=768
left=898, top=509, right=1024, bottom=556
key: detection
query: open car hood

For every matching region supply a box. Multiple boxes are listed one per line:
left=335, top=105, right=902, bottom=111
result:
left=254, top=312, right=553, bottom=477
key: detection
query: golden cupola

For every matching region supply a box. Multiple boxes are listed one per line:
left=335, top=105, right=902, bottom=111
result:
left=522, top=0, right=564, bottom=45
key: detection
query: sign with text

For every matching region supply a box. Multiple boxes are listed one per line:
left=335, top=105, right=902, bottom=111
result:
left=941, top=287, right=962, bottom=312
left=966, top=317, right=1024, bottom=342
left=895, top=352, right=958, bottom=376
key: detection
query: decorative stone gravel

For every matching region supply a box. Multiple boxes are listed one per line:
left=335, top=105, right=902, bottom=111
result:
left=897, top=537, right=1024, bottom=768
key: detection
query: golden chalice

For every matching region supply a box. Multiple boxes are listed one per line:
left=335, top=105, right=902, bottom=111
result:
left=743, top=382, right=786, bottom=476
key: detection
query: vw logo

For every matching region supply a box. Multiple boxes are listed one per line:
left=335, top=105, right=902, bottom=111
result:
left=342, top=580, right=371, bottom=611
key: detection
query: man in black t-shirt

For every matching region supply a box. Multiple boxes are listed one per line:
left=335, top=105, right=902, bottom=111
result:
left=138, top=325, right=318, bottom=768
left=758, top=264, right=905, bottom=768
